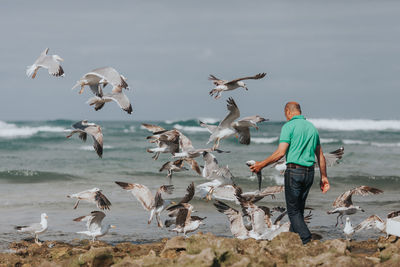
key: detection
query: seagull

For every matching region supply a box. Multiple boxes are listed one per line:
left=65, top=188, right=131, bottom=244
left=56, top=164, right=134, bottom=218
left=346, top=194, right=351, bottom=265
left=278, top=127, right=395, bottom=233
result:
left=115, top=181, right=175, bottom=228
left=327, top=186, right=383, bottom=227
left=343, top=215, right=387, bottom=240
left=66, top=120, right=103, bottom=158
left=208, top=73, right=267, bottom=99
left=72, top=67, right=129, bottom=95
left=200, top=98, right=267, bottom=150
left=26, top=48, right=64, bottom=79
left=246, top=160, right=263, bottom=190
left=67, top=188, right=111, bottom=210
left=213, top=200, right=250, bottom=239
left=73, top=211, right=115, bottom=242
left=159, top=159, right=189, bottom=183
left=87, top=88, right=132, bottom=114
left=165, top=182, right=195, bottom=227
left=271, top=146, right=345, bottom=173
left=343, top=217, right=355, bottom=240
left=142, top=124, right=180, bottom=160
left=15, top=213, right=48, bottom=245
left=197, top=165, right=235, bottom=201
left=169, top=203, right=205, bottom=237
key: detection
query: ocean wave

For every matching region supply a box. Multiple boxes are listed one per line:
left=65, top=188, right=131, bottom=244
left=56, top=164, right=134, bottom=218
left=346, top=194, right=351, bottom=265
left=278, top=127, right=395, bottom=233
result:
left=0, top=121, right=65, bottom=138
left=308, top=118, right=400, bottom=131
left=80, top=145, right=113, bottom=151
left=342, top=139, right=369, bottom=145
left=165, top=118, right=219, bottom=125
left=371, top=142, right=400, bottom=147
left=252, top=137, right=278, bottom=144
left=173, top=124, right=209, bottom=133
left=0, top=170, right=78, bottom=183
left=320, top=138, right=340, bottom=144
left=123, top=126, right=136, bottom=133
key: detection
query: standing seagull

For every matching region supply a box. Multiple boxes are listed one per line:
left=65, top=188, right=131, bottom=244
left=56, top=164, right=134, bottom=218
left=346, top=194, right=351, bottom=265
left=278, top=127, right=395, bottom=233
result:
left=327, top=186, right=383, bottom=227
left=115, top=181, right=174, bottom=228
left=74, top=211, right=115, bottom=242
left=15, top=213, right=48, bottom=245
left=208, top=73, right=266, bottom=99
left=72, top=67, right=129, bottom=95
left=26, top=48, right=64, bottom=79
left=200, top=98, right=267, bottom=149
left=67, top=188, right=111, bottom=210
left=66, top=120, right=103, bottom=158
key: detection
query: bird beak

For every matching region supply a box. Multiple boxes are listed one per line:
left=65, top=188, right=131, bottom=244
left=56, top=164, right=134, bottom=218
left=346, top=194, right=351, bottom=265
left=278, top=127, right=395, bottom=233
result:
left=45, top=216, right=49, bottom=219
left=59, top=57, right=64, bottom=62
left=244, top=87, right=248, bottom=91
left=111, top=225, right=116, bottom=229
left=171, top=201, right=177, bottom=205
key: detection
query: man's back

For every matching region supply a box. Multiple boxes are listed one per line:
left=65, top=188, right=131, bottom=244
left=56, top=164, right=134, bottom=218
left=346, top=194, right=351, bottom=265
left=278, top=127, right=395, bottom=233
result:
left=279, top=115, right=320, bottom=167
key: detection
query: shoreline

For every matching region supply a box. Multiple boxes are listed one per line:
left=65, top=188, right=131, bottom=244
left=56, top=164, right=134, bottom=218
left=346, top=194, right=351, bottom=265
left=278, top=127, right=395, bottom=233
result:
left=1, top=232, right=399, bottom=266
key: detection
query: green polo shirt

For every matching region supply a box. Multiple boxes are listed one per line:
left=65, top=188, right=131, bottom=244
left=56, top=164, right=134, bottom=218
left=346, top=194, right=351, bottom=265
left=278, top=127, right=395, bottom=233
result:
left=279, top=115, right=320, bottom=167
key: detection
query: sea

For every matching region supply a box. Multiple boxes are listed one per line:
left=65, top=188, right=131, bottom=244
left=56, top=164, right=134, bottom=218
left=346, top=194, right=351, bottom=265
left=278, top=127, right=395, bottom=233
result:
left=0, top=118, right=399, bottom=249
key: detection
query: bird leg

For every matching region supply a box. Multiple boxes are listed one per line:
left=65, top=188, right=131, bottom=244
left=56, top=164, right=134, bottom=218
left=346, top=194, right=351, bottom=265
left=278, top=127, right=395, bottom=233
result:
left=335, top=215, right=340, bottom=227
left=73, top=199, right=80, bottom=209
left=34, top=235, right=42, bottom=246
left=156, top=214, right=163, bottom=228
left=79, top=86, right=85, bottom=94
left=32, top=69, right=38, bottom=79
left=206, top=187, right=215, bottom=201
left=340, top=215, right=344, bottom=226
left=212, top=138, right=220, bottom=151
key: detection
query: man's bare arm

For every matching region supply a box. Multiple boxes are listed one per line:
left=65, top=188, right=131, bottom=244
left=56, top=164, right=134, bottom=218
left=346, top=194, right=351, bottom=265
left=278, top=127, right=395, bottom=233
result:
left=250, top=142, right=289, bottom=173
left=315, top=145, right=330, bottom=193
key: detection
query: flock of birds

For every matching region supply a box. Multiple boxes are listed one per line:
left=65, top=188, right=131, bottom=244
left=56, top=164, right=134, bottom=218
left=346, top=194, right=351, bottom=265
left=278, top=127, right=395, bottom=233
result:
left=14, top=48, right=399, bottom=245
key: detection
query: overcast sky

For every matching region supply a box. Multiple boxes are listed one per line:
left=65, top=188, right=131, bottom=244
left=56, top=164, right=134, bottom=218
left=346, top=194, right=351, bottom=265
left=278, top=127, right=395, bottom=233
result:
left=0, top=0, right=399, bottom=121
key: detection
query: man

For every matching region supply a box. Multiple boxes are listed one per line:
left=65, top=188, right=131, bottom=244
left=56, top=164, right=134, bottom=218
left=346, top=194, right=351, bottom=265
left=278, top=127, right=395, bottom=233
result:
left=250, top=102, right=330, bottom=244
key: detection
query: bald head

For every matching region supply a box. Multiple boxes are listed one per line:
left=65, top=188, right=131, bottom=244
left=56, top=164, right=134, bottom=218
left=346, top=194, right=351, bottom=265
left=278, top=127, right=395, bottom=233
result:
left=284, top=102, right=301, bottom=121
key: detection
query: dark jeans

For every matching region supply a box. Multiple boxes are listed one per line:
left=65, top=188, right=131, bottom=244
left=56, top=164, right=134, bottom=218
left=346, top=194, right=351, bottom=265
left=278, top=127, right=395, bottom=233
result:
left=284, top=167, right=314, bottom=244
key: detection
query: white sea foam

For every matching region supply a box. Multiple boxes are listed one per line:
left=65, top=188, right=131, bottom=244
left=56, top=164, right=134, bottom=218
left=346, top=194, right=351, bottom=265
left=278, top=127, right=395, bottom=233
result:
left=0, top=121, right=65, bottom=138
left=371, top=142, right=400, bottom=148
left=197, top=117, right=219, bottom=124
left=173, top=124, right=209, bottom=133
left=123, top=126, right=136, bottom=133
left=80, top=145, right=113, bottom=151
left=165, top=117, right=219, bottom=125
left=309, top=118, right=400, bottom=131
left=342, top=139, right=369, bottom=145
left=320, top=138, right=339, bottom=144
left=252, top=137, right=278, bottom=144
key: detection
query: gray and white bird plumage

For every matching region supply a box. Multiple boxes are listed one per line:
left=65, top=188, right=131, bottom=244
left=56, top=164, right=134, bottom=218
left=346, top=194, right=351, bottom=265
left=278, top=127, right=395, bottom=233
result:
left=115, top=181, right=174, bottom=228
left=67, top=187, right=111, bottom=210
left=26, top=48, right=64, bottom=79
left=15, top=213, right=48, bottom=245
left=66, top=120, right=103, bottom=158
left=208, top=73, right=266, bottom=99
left=74, top=211, right=115, bottom=242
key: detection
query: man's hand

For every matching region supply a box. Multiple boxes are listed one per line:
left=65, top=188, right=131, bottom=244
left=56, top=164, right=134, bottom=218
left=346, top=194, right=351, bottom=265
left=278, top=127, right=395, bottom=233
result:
left=320, top=176, right=330, bottom=193
left=249, top=161, right=264, bottom=173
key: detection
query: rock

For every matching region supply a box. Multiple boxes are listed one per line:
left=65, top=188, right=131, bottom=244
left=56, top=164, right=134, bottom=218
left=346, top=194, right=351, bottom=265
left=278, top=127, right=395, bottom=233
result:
left=176, top=247, right=215, bottom=266
left=160, top=236, right=187, bottom=258
left=323, top=239, right=348, bottom=254
left=75, top=246, right=114, bottom=267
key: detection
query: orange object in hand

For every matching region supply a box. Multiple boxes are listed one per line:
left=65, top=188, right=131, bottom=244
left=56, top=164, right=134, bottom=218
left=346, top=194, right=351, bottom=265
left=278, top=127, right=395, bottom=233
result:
left=321, top=180, right=330, bottom=194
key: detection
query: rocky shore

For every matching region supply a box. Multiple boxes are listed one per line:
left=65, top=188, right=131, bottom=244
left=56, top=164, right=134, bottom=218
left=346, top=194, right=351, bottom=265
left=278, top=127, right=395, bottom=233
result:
left=1, top=232, right=399, bottom=267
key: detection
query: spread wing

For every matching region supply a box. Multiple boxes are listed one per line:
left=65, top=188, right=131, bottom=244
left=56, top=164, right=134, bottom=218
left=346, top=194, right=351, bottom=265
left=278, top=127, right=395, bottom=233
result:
left=95, top=191, right=111, bottom=210
left=115, top=181, right=154, bottom=210
left=85, top=125, right=103, bottom=158
left=213, top=200, right=248, bottom=238
left=154, top=185, right=174, bottom=208
left=175, top=207, right=190, bottom=227
left=89, top=67, right=128, bottom=90
left=142, top=123, right=166, bottom=133
left=183, top=158, right=201, bottom=175
left=179, top=182, right=195, bottom=204
left=332, top=186, right=383, bottom=208
left=388, top=210, right=400, bottom=219
left=219, top=98, right=240, bottom=128
left=225, top=73, right=266, bottom=85
left=232, top=125, right=251, bottom=145
left=199, top=120, right=218, bottom=134
left=354, top=215, right=384, bottom=232
left=178, top=132, right=194, bottom=151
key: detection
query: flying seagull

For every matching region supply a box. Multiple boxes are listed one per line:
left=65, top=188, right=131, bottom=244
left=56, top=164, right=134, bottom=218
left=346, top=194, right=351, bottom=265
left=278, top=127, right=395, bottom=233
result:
left=200, top=98, right=267, bottom=149
left=74, top=211, right=115, bottom=242
left=165, top=182, right=196, bottom=227
left=208, top=73, right=266, bottom=99
left=87, top=88, right=132, bottom=114
left=159, top=159, right=189, bottom=183
left=115, top=181, right=175, bottom=228
left=26, top=48, right=64, bottom=79
left=66, top=120, right=103, bottom=158
left=72, top=67, right=129, bottom=95
left=213, top=200, right=250, bottom=239
left=169, top=203, right=205, bottom=236
left=142, top=124, right=180, bottom=160
left=67, top=188, right=111, bottom=210
left=15, top=213, right=48, bottom=245
left=327, top=186, right=383, bottom=227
